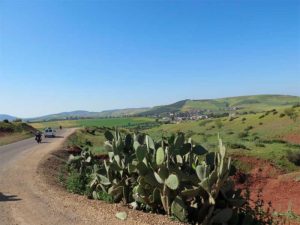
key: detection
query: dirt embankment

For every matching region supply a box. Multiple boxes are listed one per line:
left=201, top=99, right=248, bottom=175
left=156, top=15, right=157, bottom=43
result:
left=234, top=155, right=300, bottom=216
left=282, top=133, right=300, bottom=145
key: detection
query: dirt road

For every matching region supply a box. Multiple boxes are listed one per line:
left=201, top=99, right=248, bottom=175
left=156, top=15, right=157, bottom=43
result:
left=0, top=129, right=179, bottom=225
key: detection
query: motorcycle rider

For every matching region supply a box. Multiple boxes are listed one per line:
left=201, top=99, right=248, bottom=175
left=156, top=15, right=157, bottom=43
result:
left=35, top=131, right=42, bottom=143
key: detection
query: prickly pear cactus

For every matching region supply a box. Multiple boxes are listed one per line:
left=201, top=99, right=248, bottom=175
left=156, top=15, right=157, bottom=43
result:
left=68, top=129, right=243, bottom=224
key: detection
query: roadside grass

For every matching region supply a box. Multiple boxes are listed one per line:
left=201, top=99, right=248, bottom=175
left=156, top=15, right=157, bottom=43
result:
left=0, top=121, right=37, bottom=146
left=30, top=117, right=155, bottom=130
left=0, top=132, right=32, bottom=146
left=64, top=129, right=106, bottom=155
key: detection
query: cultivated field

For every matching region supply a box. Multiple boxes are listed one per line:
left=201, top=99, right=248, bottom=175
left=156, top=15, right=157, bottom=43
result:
left=30, top=117, right=155, bottom=130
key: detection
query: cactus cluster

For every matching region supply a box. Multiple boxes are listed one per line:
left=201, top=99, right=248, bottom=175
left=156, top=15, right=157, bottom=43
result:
left=68, top=130, right=244, bottom=224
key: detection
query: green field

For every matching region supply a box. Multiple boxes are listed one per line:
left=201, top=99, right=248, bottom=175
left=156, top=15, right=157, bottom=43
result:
left=30, top=117, right=155, bottom=130
left=144, top=107, right=300, bottom=172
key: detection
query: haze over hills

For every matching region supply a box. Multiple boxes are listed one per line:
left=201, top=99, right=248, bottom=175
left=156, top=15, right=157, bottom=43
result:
left=0, top=114, right=17, bottom=121
left=1, top=95, right=299, bottom=122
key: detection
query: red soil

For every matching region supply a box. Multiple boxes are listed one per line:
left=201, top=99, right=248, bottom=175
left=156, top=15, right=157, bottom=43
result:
left=282, top=133, right=300, bottom=145
left=233, top=155, right=300, bottom=216
left=0, top=132, right=7, bottom=137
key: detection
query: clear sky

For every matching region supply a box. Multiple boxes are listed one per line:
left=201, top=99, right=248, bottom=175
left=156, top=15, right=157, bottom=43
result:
left=0, top=0, right=299, bottom=117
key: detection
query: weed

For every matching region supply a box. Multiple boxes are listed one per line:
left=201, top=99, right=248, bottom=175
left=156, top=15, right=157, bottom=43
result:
left=66, top=170, right=87, bottom=194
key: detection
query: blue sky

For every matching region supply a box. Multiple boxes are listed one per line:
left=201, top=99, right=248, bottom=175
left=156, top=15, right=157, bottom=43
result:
left=0, top=0, right=299, bottom=117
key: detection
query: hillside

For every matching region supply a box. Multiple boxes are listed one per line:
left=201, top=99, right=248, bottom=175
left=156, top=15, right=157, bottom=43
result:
left=3, top=95, right=300, bottom=122
left=146, top=105, right=300, bottom=172
left=0, top=121, right=37, bottom=146
left=139, top=94, right=300, bottom=116
left=26, top=108, right=149, bottom=122
left=0, top=114, right=17, bottom=121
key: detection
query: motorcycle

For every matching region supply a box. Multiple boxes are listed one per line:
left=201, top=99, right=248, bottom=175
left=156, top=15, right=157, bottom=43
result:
left=35, top=134, right=42, bottom=144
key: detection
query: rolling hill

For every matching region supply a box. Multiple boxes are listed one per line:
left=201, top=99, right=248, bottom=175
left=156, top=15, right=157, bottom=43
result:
left=138, top=95, right=300, bottom=116
left=2, top=95, right=299, bottom=122
left=26, top=108, right=150, bottom=122
left=0, top=114, right=17, bottom=121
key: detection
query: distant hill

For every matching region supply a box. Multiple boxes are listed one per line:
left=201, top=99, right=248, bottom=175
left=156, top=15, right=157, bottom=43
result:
left=3, top=94, right=300, bottom=122
left=0, top=114, right=17, bottom=121
left=96, top=108, right=150, bottom=118
left=26, top=108, right=150, bottom=122
left=138, top=95, right=300, bottom=116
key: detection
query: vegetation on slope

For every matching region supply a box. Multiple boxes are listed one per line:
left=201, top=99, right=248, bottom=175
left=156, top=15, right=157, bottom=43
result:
left=139, top=95, right=300, bottom=116
left=0, top=120, right=37, bottom=146
left=145, top=106, right=300, bottom=172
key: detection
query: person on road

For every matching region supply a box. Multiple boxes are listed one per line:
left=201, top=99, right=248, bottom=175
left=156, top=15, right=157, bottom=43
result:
left=35, top=131, right=42, bottom=143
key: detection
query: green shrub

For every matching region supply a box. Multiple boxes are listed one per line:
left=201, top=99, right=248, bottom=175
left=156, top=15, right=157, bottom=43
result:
left=244, top=126, right=253, bottom=132
left=284, top=107, right=298, bottom=121
left=238, top=131, right=249, bottom=138
left=66, top=170, right=87, bottom=194
left=260, top=139, right=287, bottom=144
left=287, top=150, right=300, bottom=166
left=198, top=120, right=211, bottom=126
left=228, top=142, right=248, bottom=150
left=292, top=103, right=300, bottom=108
left=229, top=117, right=238, bottom=121
left=259, top=122, right=263, bottom=125
left=92, top=191, right=114, bottom=203
left=258, top=115, right=265, bottom=119
left=279, top=113, right=285, bottom=118
left=255, top=142, right=265, bottom=147
left=253, top=136, right=260, bottom=141
left=215, top=119, right=223, bottom=128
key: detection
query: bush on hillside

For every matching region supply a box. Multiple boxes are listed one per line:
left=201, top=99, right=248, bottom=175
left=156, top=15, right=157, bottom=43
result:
left=255, top=142, right=265, bottom=147
left=228, top=142, right=248, bottom=150
left=238, top=131, right=249, bottom=138
left=284, top=108, right=298, bottom=121
left=287, top=150, right=300, bottom=166
left=215, top=119, right=223, bottom=128
left=244, top=126, right=253, bottom=132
